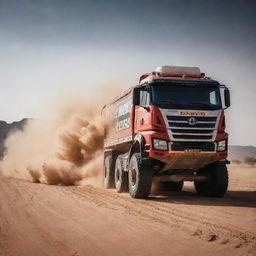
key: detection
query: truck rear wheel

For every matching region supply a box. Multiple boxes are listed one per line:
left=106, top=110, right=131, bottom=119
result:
left=115, top=157, right=128, bottom=193
left=194, top=163, right=228, bottom=197
left=162, top=181, right=183, bottom=191
left=128, top=153, right=152, bottom=198
left=103, top=155, right=115, bottom=188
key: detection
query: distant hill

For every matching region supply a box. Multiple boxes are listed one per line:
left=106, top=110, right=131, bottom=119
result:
left=228, top=145, right=256, bottom=161
left=0, top=119, right=29, bottom=159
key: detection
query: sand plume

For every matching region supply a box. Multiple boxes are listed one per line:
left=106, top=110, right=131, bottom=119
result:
left=0, top=85, right=121, bottom=186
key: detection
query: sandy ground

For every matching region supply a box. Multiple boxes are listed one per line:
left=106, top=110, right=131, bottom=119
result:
left=0, top=165, right=255, bottom=256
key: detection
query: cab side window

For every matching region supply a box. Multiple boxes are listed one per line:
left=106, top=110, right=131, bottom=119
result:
left=140, top=89, right=149, bottom=106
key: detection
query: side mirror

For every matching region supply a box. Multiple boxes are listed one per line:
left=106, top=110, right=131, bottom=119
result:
left=133, top=87, right=140, bottom=105
left=224, top=88, right=230, bottom=108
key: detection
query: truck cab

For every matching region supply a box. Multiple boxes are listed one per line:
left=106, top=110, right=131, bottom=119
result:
left=102, top=66, right=230, bottom=199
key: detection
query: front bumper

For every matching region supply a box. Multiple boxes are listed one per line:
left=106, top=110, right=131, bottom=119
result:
left=150, top=150, right=227, bottom=170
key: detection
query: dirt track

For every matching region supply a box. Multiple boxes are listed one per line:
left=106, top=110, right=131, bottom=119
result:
left=0, top=166, right=255, bottom=256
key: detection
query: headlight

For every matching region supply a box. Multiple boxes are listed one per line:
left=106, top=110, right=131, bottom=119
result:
left=217, top=140, right=226, bottom=151
left=153, top=138, right=168, bottom=151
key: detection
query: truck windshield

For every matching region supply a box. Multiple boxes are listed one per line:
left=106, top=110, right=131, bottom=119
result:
left=151, top=84, right=222, bottom=110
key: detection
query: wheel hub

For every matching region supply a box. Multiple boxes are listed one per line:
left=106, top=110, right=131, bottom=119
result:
left=131, top=168, right=137, bottom=186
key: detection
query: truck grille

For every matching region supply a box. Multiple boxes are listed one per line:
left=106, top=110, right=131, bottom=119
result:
left=171, top=141, right=215, bottom=151
left=167, top=115, right=217, bottom=141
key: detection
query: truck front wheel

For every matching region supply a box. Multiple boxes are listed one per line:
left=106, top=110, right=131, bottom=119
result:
left=194, top=163, right=228, bottom=197
left=115, top=157, right=128, bottom=193
left=128, top=153, right=152, bottom=198
left=103, top=155, right=115, bottom=188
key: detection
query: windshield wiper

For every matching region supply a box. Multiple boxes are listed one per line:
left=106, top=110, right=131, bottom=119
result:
left=188, top=102, right=219, bottom=108
left=157, top=101, right=184, bottom=108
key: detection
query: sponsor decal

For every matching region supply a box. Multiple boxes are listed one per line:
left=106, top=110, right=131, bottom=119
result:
left=180, top=111, right=206, bottom=116
left=115, top=98, right=132, bottom=131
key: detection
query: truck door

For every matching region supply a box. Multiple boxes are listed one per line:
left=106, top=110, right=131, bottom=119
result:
left=135, top=89, right=152, bottom=132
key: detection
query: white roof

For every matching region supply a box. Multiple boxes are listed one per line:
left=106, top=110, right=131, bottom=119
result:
left=155, top=66, right=201, bottom=77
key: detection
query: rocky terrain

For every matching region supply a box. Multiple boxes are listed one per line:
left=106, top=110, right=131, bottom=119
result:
left=0, top=119, right=29, bottom=159
left=229, top=145, right=256, bottom=161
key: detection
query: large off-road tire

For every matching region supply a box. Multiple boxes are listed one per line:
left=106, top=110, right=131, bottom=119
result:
left=115, top=157, right=128, bottom=193
left=128, top=153, right=152, bottom=198
left=194, top=163, right=228, bottom=197
left=103, top=155, right=115, bottom=188
left=162, top=181, right=184, bottom=191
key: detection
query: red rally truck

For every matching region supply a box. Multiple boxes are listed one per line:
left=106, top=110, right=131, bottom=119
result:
left=102, top=66, right=231, bottom=199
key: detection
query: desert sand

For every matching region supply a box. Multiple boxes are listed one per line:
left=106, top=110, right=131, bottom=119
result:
left=0, top=165, right=255, bottom=256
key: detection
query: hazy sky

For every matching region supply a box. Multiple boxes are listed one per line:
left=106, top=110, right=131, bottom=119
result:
left=0, top=0, right=255, bottom=145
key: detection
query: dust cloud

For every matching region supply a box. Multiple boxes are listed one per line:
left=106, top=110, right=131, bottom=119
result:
left=0, top=84, right=120, bottom=186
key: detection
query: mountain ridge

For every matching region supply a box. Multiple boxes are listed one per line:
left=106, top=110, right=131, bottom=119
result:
left=0, top=118, right=29, bottom=159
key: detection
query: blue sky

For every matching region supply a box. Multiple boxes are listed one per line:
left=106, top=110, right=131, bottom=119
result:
left=0, top=0, right=255, bottom=145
